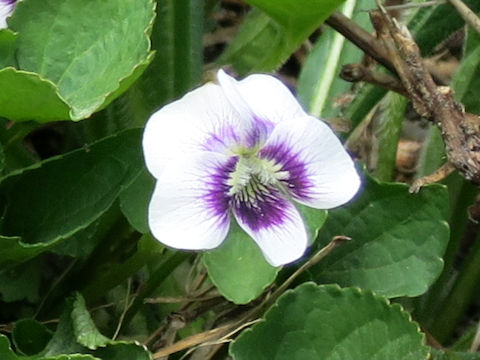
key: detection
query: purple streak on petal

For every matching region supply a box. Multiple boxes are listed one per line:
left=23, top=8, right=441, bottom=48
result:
left=202, top=125, right=240, bottom=153
left=245, top=116, right=275, bottom=148
left=259, top=142, right=315, bottom=201
left=0, top=0, right=15, bottom=5
left=231, top=181, right=291, bottom=232
left=201, top=156, right=237, bottom=225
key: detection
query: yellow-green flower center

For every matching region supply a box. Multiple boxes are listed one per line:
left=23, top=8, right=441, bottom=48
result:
left=227, top=155, right=289, bottom=197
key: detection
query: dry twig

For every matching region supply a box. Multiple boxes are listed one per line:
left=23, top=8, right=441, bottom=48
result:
left=447, top=0, right=480, bottom=35
left=327, top=4, right=480, bottom=190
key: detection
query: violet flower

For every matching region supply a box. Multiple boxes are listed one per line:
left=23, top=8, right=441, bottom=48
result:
left=143, top=70, right=360, bottom=266
left=0, top=0, right=15, bottom=29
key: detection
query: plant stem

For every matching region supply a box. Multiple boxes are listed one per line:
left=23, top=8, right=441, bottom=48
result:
left=429, top=226, right=480, bottom=342
left=121, top=251, right=191, bottom=331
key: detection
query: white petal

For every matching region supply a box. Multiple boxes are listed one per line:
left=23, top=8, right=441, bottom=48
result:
left=0, top=1, right=15, bottom=29
left=217, top=69, right=275, bottom=147
left=148, top=152, right=236, bottom=250
left=232, top=189, right=308, bottom=266
left=143, top=82, right=243, bottom=178
left=236, top=73, right=307, bottom=125
left=217, top=69, right=254, bottom=123
left=259, top=115, right=360, bottom=209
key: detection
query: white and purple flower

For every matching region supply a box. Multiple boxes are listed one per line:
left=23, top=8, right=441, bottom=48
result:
left=0, top=0, right=15, bottom=29
left=143, top=70, right=360, bottom=266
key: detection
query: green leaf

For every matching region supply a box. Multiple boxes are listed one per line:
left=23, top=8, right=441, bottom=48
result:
left=43, top=298, right=87, bottom=356
left=204, top=206, right=326, bottom=304
left=81, top=233, right=164, bottom=302
left=220, top=0, right=345, bottom=74
left=0, top=334, right=97, bottom=360
left=297, top=205, right=328, bottom=242
left=0, top=335, right=22, bottom=360
left=13, top=319, right=53, bottom=356
left=0, top=258, right=43, bottom=302
left=218, top=10, right=285, bottom=75
left=451, top=25, right=480, bottom=115
left=203, top=222, right=279, bottom=304
left=94, top=344, right=152, bottom=360
left=84, top=0, right=205, bottom=138
left=44, top=294, right=152, bottom=360
left=71, top=293, right=152, bottom=359
left=409, top=0, right=480, bottom=56
left=298, top=0, right=374, bottom=118
left=0, top=29, right=17, bottom=68
left=119, top=169, right=155, bottom=234
left=245, top=0, right=344, bottom=28
left=230, top=283, right=429, bottom=360
left=0, top=141, right=4, bottom=174
left=0, top=129, right=144, bottom=271
left=372, top=92, right=407, bottom=181
left=71, top=293, right=112, bottom=350
left=6, top=0, right=155, bottom=121
left=431, top=349, right=480, bottom=360
left=0, top=68, right=70, bottom=121
left=311, top=172, right=450, bottom=298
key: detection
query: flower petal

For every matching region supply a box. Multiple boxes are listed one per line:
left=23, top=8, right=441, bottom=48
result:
left=259, top=115, right=360, bottom=209
left=231, top=187, right=308, bottom=266
left=148, top=152, right=236, bottom=250
left=143, top=82, right=243, bottom=178
left=0, top=0, right=15, bottom=29
left=236, top=73, right=306, bottom=125
left=217, top=69, right=275, bottom=148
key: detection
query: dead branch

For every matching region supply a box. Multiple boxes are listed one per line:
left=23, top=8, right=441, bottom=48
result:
left=326, top=5, right=480, bottom=189
left=340, top=63, right=408, bottom=96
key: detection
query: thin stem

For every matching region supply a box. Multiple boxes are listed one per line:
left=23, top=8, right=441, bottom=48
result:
left=470, top=320, right=480, bottom=352
left=266, top=236, right=349, bottom=309
left=151, top=237, right=346, bottom=358
left=34, top=258, right=78, bottom=318
left=112, top=278, right=132, bottom=340
left=382, top=0, right=446, bottom=11
left=430, top=226, right=480, bottom=342
left=447, top=0, right=480, bottom=35
left=121, top=251, right=191, bottom=331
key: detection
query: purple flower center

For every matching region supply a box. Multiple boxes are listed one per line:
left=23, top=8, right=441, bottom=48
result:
left=230, top=176, right=290, bottom=231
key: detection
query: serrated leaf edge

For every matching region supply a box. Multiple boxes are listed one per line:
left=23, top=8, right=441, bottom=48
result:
left=0, top=66, right=70, bottom=111
left=230, top=283, right=429, bottom=360
left=7, top=0, right=157, bottom=122
left=72, top=0, right=157, bottom=120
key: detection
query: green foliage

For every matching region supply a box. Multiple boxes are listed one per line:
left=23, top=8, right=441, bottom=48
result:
left=311, top=172, right=450, bottom=298
left=203, top=222, right=280, bottom=304
left=108, top=0, right=205, bottom=128
left=71, top=293, right=112, bottom=349
left=0, top=129, right=143, bottom=271
left=0, top=0, right=479, bottom=359
left=13, top=319, right=53, bottom=356
left=431, top=349, right=480, bottom=360
left=204, top=206, right=326, bottom=304
left=409, top=0, right=480, bottom=55
left=0, top=68, right=70, bottom=121
left=298, top=0, right=374, bottom=118
left=43, top=293, right=152, bottom=359
left=1, top=0, right=155, bottom=122
left=0, top=258, right=43, bottom=302
left=0, top=30, right=17, bottom=68
left=119, top=169, right=155, bottom=234
left=220, top=0, right=345, bottom=74
left=230, top=283, right=429, bottom=359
